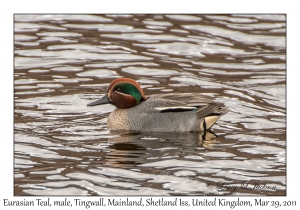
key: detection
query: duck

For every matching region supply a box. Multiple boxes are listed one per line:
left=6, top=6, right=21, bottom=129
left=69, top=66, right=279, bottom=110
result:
left=87, top=78, right=229, bottom=132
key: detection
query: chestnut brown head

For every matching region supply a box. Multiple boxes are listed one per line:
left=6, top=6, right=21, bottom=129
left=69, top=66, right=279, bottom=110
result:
left=87, top=78, right=147, bottom=109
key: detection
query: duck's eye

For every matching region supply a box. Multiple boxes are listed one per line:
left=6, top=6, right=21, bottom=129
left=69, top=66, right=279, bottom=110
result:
left=116, top=87, right=121, bottom=92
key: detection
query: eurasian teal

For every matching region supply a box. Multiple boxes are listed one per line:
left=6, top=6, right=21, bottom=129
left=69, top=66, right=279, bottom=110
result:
left=87, top=78, right=229, bottom=132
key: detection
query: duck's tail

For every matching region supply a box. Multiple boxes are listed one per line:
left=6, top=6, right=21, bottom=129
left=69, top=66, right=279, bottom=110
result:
left=196, top=103, right=229, bottom=129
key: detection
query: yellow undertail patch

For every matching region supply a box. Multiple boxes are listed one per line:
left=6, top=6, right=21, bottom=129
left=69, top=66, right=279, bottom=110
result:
left=204, top=116, right=220, bottom=129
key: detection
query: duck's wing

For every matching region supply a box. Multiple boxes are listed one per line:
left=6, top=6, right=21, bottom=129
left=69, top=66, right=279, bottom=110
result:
left=185, top=93, right=229, bottom=118
left=151, top=93, right=212, bottom=103
left=148, top=93, right=229, bottom=117
left=147, top=93, right=193, bottom=112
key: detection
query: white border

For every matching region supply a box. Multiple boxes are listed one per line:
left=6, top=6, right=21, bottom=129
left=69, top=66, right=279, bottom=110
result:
left=3, top=0, right=298, bottom=209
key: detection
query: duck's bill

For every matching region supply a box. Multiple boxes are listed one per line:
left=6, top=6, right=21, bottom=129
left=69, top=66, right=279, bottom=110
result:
left=87, top=94, right=110, bottom=107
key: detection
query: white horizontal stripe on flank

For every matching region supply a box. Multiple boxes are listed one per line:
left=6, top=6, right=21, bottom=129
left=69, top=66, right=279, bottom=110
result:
left=155, top=106, right=196, bottom=111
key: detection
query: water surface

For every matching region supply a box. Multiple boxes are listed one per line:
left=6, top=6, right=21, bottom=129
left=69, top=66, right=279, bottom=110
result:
left=14, top=14, right=286, bottom=196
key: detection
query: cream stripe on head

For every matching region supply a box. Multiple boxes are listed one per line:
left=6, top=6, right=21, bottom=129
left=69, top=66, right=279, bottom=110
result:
left=107, top=78, right=147, bottom=100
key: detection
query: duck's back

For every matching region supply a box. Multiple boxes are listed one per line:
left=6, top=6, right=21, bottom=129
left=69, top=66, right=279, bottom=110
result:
left=108, top=93, right=229, bottom=132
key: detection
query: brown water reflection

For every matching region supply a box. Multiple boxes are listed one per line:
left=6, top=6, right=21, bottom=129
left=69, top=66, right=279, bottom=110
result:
left=14, top=14, right=286, bottom=196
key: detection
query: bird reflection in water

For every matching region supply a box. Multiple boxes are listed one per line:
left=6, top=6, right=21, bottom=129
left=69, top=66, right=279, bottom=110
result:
left=103, top=130, right=218, bottom=167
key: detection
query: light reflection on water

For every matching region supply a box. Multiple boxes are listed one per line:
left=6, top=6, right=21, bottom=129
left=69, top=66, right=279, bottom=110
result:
left=14, top=14, right=285, bottom=196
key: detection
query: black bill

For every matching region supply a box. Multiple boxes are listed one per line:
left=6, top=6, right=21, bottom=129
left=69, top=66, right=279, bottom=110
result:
left=87, top=94, right=110, bottom=107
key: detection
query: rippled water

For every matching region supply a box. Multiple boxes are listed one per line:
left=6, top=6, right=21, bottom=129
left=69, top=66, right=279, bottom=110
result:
left=14, top=14, right=286, bottom=196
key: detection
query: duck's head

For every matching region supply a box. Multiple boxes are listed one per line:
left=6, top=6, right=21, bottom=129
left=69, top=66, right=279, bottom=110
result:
left=87, top=78, right=147, bottom=109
